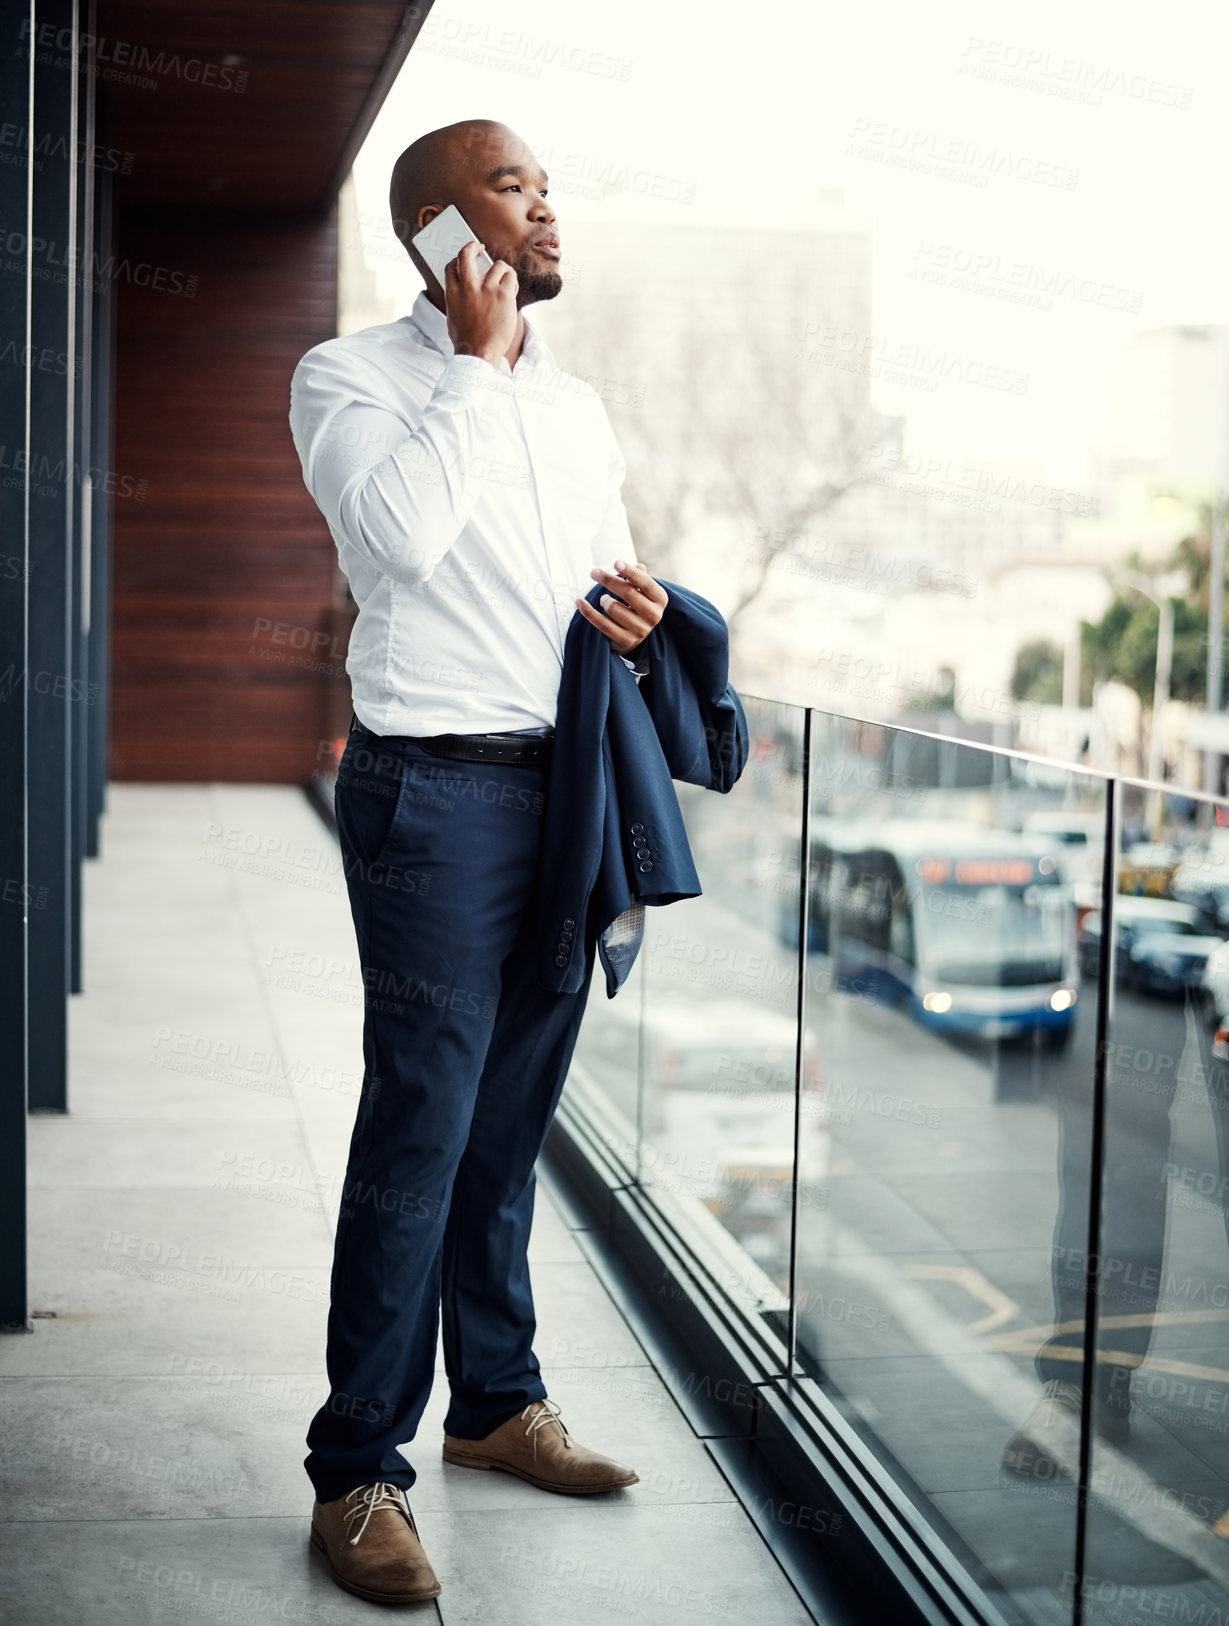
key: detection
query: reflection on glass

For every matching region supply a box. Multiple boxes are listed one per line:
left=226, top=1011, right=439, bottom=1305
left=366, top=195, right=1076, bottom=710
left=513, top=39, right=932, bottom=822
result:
left=817, top=824, right=1077, bottom=1032
left=568, top=697, right=810, bottom=1294
left=567, top=940, right=643, bottom=1180
left=569, top=699, right=1229, bottom=1623
left=638, top=698, right=808, bottom=1296
left=1079, top=787, right=1229, bottom=1625
left=795, top=712, right=1107, bottom=1623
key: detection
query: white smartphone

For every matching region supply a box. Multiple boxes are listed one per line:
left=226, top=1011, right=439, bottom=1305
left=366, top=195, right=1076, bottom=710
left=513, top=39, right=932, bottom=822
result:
left=411, top=204, right=494, bottom=288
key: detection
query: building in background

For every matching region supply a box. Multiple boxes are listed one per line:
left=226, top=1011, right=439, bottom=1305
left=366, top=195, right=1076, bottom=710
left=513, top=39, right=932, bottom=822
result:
left=1102, top=324, right=1229, bottom=488
left=1088, top=323, right=1229, bottom=557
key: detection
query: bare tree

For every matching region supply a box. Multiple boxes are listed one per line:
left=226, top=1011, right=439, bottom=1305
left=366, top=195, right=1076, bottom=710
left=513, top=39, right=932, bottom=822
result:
left=547, top=250, right=878, bottom=625
left=712, top=320, right=877, bottom=627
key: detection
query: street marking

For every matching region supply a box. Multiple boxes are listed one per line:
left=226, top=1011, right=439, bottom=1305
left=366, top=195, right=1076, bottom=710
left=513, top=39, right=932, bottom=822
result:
left=902, top=1263, right=1020, bottom=1336
left=987, top=1310, right=1229, bottom=1385
left=837, top=1221, right=1229, bottom=1585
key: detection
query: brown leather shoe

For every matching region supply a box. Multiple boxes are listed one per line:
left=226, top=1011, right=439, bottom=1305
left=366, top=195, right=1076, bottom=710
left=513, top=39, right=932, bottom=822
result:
left=1000, top=1379, right=1130, bottom=1481
left=443, top=1398, right=638, bottom=1495
left=310, top=1482, right=440, bottom=1603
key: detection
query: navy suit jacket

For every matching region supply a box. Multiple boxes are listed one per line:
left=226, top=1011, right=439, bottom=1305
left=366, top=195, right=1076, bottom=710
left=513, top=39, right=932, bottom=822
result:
left=533, top=579, right=749, bottom=997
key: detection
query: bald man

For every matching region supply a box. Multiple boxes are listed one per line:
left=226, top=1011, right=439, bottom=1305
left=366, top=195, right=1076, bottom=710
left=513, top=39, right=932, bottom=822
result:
left=289, top=120, right=664, bottom=1604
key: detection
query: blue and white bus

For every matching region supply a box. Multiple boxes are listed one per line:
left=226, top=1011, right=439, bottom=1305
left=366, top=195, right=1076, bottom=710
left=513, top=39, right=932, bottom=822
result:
left=802, top=820, right=1079, bottom=1048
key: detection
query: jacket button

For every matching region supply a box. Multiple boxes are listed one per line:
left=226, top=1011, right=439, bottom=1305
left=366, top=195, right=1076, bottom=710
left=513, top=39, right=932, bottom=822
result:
left=555, top=954, right=567, bottom=967
left=630, top=822, right=644, bottom=834
left=632, top=835, right=647, bottom=848
left=638, top=861, right=653, bottom=873
left=563, top=917, right=575, bottom=929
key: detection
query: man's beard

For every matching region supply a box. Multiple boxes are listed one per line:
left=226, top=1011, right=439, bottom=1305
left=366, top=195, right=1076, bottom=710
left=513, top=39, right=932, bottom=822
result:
left=511, top=245, right=563, bottom=307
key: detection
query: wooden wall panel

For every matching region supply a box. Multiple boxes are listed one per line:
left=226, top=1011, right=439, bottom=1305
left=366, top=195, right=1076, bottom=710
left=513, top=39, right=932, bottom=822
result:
left=110, top=210, right=344, bottom=782
left=97, top=2, right=417, bottom=213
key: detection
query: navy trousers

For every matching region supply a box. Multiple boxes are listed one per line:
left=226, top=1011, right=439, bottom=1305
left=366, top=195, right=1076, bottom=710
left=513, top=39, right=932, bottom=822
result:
left=1038, top=985, right=1229, bottom=1400
left=304, top=725, right=595, bottom=1503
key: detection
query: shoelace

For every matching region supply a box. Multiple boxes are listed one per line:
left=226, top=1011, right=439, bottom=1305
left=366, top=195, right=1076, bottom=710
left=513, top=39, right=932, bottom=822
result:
left=343, top=1481, right=412, bottom=1547
left=521, top=1398, right=572, bottom=1458
left=1040, top=1380, right=1083, bottom=1409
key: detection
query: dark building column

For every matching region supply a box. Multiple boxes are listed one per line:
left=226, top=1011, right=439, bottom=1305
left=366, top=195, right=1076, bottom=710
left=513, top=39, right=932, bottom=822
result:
left=25, top=0, right=83, bottom=1110
left=0, top=1, right=35, bottom=1331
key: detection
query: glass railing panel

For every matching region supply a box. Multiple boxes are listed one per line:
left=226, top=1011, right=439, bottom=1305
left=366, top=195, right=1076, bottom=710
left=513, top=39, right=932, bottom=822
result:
left=566, top=912, right=645, bottom=1182
left=1081, top=785, right=1229, bottom=1624
left=794, top=709, right=1108, bottom=1623
left=634, top=696, right=808, bottom=1309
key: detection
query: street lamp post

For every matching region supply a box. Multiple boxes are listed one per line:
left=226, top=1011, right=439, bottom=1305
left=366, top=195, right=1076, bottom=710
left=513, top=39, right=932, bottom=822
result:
left=1112, top=568, right=1189, bottom=838
left=1206, top=489, right=1227, bottom=797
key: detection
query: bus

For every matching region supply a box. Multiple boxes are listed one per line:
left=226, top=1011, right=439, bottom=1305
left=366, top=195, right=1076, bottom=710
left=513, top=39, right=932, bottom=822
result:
left=801, top=820, right=1079, bottom=1049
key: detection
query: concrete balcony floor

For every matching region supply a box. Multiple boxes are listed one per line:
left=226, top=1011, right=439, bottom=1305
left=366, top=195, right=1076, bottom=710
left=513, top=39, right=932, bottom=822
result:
left=0, top=784, right=820, bottom=1625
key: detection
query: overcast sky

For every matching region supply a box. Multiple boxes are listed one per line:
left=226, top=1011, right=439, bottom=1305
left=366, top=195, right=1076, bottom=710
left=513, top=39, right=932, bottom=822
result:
left=352, top=0, right=1227, bottom=486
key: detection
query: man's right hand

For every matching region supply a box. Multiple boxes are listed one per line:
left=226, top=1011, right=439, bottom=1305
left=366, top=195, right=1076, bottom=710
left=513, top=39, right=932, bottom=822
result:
left=444, top=240, right=518, bottom=370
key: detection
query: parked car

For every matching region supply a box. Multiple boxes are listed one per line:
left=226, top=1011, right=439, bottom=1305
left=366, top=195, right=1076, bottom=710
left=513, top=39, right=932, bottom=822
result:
left=1200, top=939, right=1229, bottom=1027
left=1117, top=844, right=1183, bottom=899
left=1077, top=897, right=1206, bottom=983
left=1127, top=930, right=1223, bottom=997
left=1170, top=841, right=1229, bottom=935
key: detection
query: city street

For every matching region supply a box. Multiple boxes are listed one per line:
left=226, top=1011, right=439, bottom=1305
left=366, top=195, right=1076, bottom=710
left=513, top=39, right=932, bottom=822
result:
left=573, top=865, right=1229, bottom=1619
left=797, top=967, right=1229, bottom=1616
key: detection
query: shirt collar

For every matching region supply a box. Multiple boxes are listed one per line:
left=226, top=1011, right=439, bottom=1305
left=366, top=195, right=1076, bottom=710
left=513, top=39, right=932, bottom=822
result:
left=407, top=289, right=556, bottom=379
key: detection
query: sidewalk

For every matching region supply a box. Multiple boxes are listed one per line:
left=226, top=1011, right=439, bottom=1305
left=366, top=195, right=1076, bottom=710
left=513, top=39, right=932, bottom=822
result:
left=0, top=784, right=817, bottom=1625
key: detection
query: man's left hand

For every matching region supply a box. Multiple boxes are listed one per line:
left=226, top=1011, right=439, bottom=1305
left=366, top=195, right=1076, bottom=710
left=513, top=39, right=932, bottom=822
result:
left=577, top=560, right=668, bottom=656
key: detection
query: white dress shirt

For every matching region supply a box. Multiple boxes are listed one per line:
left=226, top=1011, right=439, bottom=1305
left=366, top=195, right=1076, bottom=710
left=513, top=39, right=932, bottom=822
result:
left=289, top=290, right=644, bottom=738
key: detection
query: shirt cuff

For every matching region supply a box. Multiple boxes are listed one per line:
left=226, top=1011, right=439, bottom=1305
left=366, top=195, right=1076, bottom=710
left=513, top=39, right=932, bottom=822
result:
left=435, top=352, right=512, bottom=406
left=619, top=646, right=650, bottom=678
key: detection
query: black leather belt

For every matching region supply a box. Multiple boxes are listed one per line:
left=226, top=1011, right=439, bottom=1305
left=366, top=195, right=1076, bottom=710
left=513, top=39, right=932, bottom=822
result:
left=416, top=732, right=552, bottom=766
left=351, top=716, right=552, bottom=767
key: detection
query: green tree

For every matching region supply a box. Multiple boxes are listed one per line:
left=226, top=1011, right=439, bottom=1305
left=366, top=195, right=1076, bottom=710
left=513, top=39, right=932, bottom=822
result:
left=896, top=664, right=958, bottom=713
left=1080, top=517, right=1221, bottom=707
left=1010, top=640, right=1064, bottom=705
